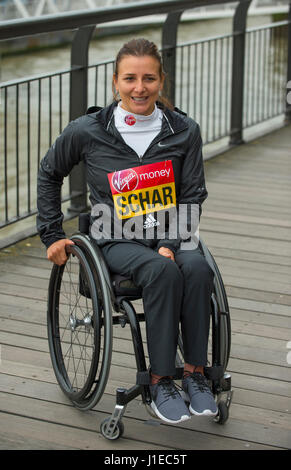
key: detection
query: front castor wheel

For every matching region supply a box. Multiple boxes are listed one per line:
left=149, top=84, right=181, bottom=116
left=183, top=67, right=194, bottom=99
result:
left=100, top=417, right=125, bottom=440
left=213, top=401, right=229, bottom=424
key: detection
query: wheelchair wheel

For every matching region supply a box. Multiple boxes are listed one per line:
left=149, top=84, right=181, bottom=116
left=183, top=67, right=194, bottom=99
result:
left=176, top=240, right=231, bottom=381
left=199, top=239, right=231, bottom=370
left=100, top=417, right=124, bottom=440
left=47, top=235, right=113, bottom=411
left=213, top=400, right=229, bottom=424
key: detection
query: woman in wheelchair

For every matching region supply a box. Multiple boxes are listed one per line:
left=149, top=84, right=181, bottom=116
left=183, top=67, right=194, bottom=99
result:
left=37, top=38, right=219, bottom=425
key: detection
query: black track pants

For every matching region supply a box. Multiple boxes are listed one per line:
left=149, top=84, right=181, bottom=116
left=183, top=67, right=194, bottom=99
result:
left=101, top=241, right=214, bottom=376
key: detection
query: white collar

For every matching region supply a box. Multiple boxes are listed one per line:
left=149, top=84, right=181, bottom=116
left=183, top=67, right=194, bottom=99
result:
left=116, top=102, right=161, bottom=125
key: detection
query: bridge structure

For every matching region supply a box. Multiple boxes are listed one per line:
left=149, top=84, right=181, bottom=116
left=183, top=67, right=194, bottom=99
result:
left=0, top=0, right=117, bottom=19
left=0, top=0, right=290, bottom=451
left=0, top=0, right=289, bottom=20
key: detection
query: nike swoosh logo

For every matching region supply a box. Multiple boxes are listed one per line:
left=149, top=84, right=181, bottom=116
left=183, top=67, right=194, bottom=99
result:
left=158, top=142, right=167, bottom=147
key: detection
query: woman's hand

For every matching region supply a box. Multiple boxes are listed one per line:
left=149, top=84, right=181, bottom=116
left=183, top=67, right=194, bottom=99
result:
left=158, top=246, right=175, bottom=261
left=47, top=239, right=75, bottom=266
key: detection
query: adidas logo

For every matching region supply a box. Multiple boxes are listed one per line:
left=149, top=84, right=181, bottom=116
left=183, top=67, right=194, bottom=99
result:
left=143, top=214, right=160, bottom=229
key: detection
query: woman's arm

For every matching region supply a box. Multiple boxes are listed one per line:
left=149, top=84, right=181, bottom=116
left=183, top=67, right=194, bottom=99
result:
left=37, top=120, right=83, bottom=259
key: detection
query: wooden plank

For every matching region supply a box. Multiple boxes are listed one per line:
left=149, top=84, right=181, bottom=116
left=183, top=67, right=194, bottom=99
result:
left=204, top=201, right=291, bottom=219
left=231, top=331, right=288, bottom=354
left=205, top=245, right=291, bottom=267
left=209, top=254, right=291, bottom=276
left=207, top=160, right=291, bottom=175
left=223, top=274, right=291, bottom=295
left=232, top=388, right=291, bottom=414
left=0, top=283, right=48, bottom=301
left=0, top=253, right=52, bottom=270
left=227, top=357, right=291, bottom=385
left=204, top=184, right=291, bottom=205
left=203, top=210, right=291, bottom=229
left=204, top=182, right=291, bottom=205
left=206, top=175, right=291, bottom=190
left=0, top=428, right=76, bottom=450
left=0, top=388, right=286, bottom=450
left=230, top=308, right=291, bottom=329
left=230, top=318, right=291, bottom=341
left=228, top=343, right=289, bottom=369
left=200, top=218, right=291, bottom=242
left=0, top=413, right=169, bottom=451
left=206, top=160, right=291, bottom=175
left=228, top=297, right=291, bottom=316
left=0, top=292, right=47, bottom=309
left=221, top=265, right=291, bottom=287
left=201, top=231, right=291, bottom=258
left=0, top=274, right=52, bottom=290
left=0, top=318, right=48, bottom=338
left=203, top=204, right=291, bottom=222
left=226, top=286, right=291, bottom=307
left=206, top=172, right=291, bottom=187
left=0, top=262, right=53, bottom=279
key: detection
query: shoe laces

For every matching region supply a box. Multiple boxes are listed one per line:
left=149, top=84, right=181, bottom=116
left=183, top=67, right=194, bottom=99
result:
left=157, top=377, right=181, bottom=401
left=186, top=372, right=211, bottom=393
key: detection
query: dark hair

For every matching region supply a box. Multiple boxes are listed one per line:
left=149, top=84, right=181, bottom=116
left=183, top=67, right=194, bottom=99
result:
left=112, top=38, right=173, bottom=110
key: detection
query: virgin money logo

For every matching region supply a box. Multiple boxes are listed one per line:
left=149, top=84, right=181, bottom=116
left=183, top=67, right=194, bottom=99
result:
left=112, top=168, right=139, bottom=193
left=124, top=115, right=137, bottom=126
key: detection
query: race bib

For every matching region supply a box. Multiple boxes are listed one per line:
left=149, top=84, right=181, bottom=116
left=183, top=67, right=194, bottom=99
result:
left=108, top=160, right=176, bottom=220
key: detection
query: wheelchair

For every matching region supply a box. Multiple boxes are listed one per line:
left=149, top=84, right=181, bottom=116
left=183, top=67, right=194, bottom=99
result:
left=47, top=213, right=233, bottom=440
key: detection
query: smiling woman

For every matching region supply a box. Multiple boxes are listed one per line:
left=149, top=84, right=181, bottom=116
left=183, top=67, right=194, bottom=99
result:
left=37, top=37, right=216, bottom=426
left=112, top=38, right=172, bottom=113
left=113, top=55, right=164, bottom=116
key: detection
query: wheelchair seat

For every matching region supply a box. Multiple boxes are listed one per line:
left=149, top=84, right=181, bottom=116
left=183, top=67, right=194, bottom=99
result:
left=111, top=273, right=142, bottom=298
left=78, top=211, right=143, bottom=300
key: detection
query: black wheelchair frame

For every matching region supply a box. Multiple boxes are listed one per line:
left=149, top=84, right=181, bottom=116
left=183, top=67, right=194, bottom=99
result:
left=47, top=213, right=233, bottom=440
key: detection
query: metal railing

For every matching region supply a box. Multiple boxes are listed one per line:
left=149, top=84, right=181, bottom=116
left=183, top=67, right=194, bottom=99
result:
left=0, top=0, right=290, bottom=237
left=175, top=33, right=233, bottom=144
left=244, top=21, right=290, bottom=128
left=0, top=69, right=71, bottom=227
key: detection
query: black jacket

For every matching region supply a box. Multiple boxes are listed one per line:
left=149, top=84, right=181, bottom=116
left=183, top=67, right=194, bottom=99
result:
left=36, top=101, right=208, bottom=251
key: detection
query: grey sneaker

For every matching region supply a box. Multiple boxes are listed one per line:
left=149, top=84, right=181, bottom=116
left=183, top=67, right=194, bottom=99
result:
left=150, top=377, right=191, bottom=424
left=182, top=372, right=218, bottom=416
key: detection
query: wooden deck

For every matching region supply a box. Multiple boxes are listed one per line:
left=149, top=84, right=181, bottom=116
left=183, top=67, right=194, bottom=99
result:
left=0, top=124, right=291, bottom=451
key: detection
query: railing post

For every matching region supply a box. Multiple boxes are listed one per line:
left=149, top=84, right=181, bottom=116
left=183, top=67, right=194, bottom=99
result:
left=229, top=0, right=251, bottom=145
left=162, top=11, right=183, bottom=106
left=285, top=2, right=291, bottom=123
left=68, top=25, right=95, bottom=214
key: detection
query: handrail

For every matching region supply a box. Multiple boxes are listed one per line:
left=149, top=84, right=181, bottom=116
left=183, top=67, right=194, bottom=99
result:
left=0, top=68, right=73, bottom=87
left=0, top=0, right=242, bottom=40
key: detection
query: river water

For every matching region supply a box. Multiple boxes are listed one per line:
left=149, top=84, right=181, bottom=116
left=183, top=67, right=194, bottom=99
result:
left=1, top=15, right=271, bottom=82
left=0, top=14, right=285, bottom=242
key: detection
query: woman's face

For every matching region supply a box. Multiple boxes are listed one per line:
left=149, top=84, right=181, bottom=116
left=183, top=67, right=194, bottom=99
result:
left=113, top=55, right=164, bottom=115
